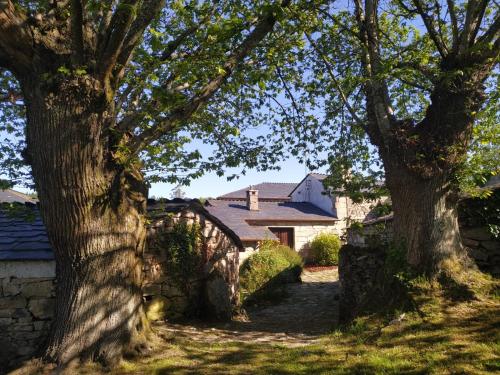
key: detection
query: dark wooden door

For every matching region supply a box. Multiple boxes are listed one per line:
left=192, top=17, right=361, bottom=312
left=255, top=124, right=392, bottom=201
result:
left=269, top=227, right=294, bottom=249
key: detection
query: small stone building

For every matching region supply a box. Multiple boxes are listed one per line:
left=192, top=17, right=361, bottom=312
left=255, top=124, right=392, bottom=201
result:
left=0, top=192, right=241, bottom=367
left=144, top=198, right=241, bottom=320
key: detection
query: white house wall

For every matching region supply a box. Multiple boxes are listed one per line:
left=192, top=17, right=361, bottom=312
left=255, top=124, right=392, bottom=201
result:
left=294, top=223, right=343, bottom=255
left=290, top=175, right=335, bottom=215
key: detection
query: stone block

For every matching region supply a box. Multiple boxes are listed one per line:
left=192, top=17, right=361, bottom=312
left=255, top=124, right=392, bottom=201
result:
left=12, top=307, right=30, bottom=319
left=0, top=295, right=27, bottom=309
left=14, top=323, right=34, bottom=332
left=2, top=278, right=21, bottom=296
left=481, top=240, right=500, bottom=252
left=33, top=321, right=49, bottom=331
left=462, top=237, right=479, bottom=248
left=162, top=283, right=183, bottom=297
left=461, top=227, right=492, bottom=241
left=17, top=345, right=36, bottom=356
left=143, top=283, right=162, bottom=296
left=0, top=317, right=12, bottom=326
left=28, top=298, right=55, bottom=320
left=0, top=308, right=15, bottom=318
left=17, top=317, right=33, bottom=324
left=21, top=280, right=54, bottom=297
left=467, top=248, right=488, bottom=262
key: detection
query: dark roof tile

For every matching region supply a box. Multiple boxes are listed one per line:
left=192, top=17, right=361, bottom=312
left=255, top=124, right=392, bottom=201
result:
left=218, top=183, right=297, bottom=200
left=0, top=208, right=54, bottom=261
left=0, top=189, right=37, bottom=204
left=205, top=200, right=337, bottom=241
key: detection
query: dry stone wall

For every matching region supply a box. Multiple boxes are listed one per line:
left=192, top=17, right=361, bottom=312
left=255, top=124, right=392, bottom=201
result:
left=0, top=261, right=56, bottom=368
left=347, top=206, right=500, bottom=277
left=0, top=203, right=241, bottom=368
left=338, top=245, right=386, bottom=323
left=144, top=207, right=240, bottom=321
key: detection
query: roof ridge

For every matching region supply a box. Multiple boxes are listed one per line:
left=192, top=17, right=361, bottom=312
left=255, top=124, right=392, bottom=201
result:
left=258, top=182, right=297, bottom=185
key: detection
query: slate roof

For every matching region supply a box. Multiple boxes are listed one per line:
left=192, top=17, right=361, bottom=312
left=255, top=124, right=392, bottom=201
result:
left=0, top=189, right=37, bottom=204
left=289, top=173, right=328, bottom=196
left=218, top=183, right=297, bottom=201
left=147, top=198, right=244, bottom=248
left=0, top=208, right=54, bottom=260
left=308, top=173, right=327, bottom=180
left=205, top=200, right=337, bottom=241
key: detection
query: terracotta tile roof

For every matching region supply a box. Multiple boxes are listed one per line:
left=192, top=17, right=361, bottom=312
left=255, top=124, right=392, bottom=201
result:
left=205, top=200, right=337, bottom=241
left=218, top=183, right=297, bottom=201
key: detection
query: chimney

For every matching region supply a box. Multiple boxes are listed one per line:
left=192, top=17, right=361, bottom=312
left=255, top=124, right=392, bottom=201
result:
left=246, top=187, right=259, bottom=211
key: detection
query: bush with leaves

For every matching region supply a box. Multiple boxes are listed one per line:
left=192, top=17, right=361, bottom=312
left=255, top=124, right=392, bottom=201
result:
left=239, top=240, right=303, bottom=303
left=310, top=233, right=341, bottom=266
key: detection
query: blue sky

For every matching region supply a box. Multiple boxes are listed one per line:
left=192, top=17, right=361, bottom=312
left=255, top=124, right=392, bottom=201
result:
left=150, top=156, right=326, bottom=199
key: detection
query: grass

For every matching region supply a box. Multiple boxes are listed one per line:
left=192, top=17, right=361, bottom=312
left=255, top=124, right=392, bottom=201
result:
left=16, top=278, right=500, bottom=375
left=96, top=280, right=500, bottom=375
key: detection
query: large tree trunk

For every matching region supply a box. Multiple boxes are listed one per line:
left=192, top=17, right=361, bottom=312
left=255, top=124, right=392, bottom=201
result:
left=384, top=159, right=467, bottom=277
left=21, top=76, right=150, bottom=366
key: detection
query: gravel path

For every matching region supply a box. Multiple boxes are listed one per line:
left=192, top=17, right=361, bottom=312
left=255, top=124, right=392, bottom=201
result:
left=157, top=268, right=339, bottom=346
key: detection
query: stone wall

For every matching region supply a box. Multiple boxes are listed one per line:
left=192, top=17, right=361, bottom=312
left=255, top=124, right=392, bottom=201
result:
left=346, top=194, right=500, bottom=277
left=338, top=245, right=386, bottom=323
left=144, top=208, right=240, bottom=321
left=0, top=204, right=241, bottom=368
left=0, top=260, right=56, bottom=368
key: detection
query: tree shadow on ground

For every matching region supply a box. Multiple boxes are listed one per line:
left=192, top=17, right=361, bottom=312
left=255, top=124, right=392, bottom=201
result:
left=164, top=269, right=340, bottom=338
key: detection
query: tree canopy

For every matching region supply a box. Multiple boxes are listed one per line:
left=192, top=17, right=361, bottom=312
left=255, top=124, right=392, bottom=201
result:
left=260, top=0, right=499, bottom=198
left=0, top=0, right=309, bottom=188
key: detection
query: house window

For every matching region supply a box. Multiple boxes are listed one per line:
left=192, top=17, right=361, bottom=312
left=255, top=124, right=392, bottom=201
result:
left=269, top=227, right=294, bottom=249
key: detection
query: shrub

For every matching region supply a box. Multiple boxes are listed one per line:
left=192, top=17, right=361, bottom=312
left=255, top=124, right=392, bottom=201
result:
left=239, top=240, right=303, bottom=303
left=310, top=232, right=341, bottom=266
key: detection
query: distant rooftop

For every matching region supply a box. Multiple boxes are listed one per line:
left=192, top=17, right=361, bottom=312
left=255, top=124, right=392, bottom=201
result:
left=205, top=199, right=337, bottom=241
left=218, top=182, right=298, bottom=201
left=0, top=189, right=37, bottom=204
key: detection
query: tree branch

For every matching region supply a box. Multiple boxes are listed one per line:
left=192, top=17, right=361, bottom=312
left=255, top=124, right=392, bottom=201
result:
left=130, top=0, right=291, bottom=152
left=304, top=32, right=366, bottom=128
left=70, top=0, right=85, bottom=65
left=354, top=0, right=394, bottom=142
left=97, top=0, right=139, bottom=91
left=446, top=0, right=459, bottom=49
left=114, top=0, right=165, bottom=77
left=0, top=0, right=34, bottom=75
left=393, top=61, right=438, bottom=81
left=477, top=12, right=500, bottom=46
left=411, top=0, right=448, bottom=57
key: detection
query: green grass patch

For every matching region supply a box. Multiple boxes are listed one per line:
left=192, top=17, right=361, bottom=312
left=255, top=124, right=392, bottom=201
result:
left=103, top=278, right=500, bottom=375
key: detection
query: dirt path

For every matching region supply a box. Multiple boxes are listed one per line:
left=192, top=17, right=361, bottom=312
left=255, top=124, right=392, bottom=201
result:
left=156, top=268, right=339, bottom=346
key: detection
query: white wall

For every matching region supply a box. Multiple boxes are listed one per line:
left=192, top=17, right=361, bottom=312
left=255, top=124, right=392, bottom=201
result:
left=0, top=260, right=55, bottom=278
left=294, top=223, right=343, bottom=253
left=290, top=175, right=335, bottom=215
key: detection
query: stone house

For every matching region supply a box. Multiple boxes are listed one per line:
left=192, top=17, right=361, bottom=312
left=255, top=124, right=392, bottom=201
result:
left=209, top=173, right=383, bottom=261
left=0, top=191, right=241, bottom=367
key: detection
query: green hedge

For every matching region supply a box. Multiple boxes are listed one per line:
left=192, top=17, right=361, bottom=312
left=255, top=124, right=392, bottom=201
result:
left=239, top=240, right=303, bottom=303
left=310, top=232, right=341, bottom=266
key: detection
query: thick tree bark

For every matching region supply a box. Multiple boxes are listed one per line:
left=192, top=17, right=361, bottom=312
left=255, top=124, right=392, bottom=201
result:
left=384, top=158, right=467, bottom=277
left=21, top=76, right=150, bottom=366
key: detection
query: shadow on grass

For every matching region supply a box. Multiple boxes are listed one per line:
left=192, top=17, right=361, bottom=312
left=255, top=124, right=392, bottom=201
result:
left=166, top=268, right=340, bottom=337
